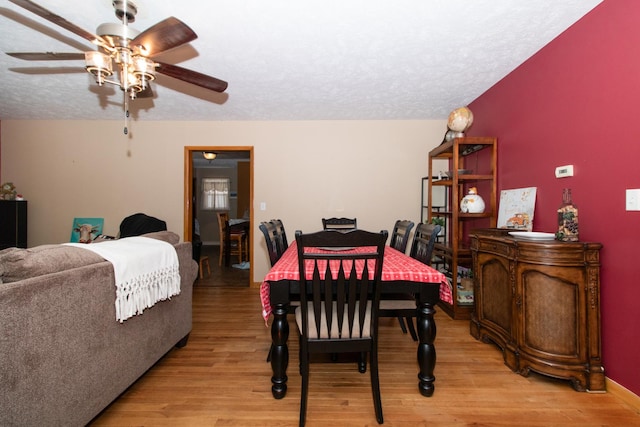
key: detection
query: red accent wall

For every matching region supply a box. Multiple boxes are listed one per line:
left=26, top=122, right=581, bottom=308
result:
left=468, top=0, right=640, bottom=395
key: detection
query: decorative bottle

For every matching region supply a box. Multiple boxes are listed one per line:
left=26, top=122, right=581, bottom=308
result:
left=556, top=188, right=578, bottom=241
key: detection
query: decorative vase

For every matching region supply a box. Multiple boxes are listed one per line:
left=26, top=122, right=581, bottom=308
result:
left=460, top=187, right=485, bottom=213
left=556, top=188, right=579, bottom=241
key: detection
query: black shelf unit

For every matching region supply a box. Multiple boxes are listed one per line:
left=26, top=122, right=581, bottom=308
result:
left=0, top=200, right=27, bottom=249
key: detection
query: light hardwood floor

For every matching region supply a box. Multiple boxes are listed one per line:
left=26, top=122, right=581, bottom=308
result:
left=91, top=285, right=640, bottom=426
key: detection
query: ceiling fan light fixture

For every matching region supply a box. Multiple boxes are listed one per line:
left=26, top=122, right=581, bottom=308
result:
left=84, top=51, right=113, bottom=83
left=9, top=0, right=228, bottom=135
left=132, top=56, right=156, bottom=82
left=121, top=68, right=143, bottom=94
left=203, top=152, right=217, bottom=161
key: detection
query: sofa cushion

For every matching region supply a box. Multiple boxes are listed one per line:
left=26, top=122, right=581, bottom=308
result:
left=0, top=245, right=105, bottom=284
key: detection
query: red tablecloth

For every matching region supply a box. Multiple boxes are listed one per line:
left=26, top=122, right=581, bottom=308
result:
left=260, top=241, right=451, bottom=321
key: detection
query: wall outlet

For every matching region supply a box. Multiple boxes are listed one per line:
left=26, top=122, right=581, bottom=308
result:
left=555, top=165, right=574, bottom=178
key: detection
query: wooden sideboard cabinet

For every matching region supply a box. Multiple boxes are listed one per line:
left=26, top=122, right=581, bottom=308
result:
left=469, top=228, right=605, bottom=392
left=0, top=200, right=27, bottom=249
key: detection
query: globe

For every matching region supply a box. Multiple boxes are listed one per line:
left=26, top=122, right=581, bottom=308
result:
left=447, top=106, right=474, bottom=132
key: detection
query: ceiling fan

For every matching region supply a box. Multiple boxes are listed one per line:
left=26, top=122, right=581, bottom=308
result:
left=5, top=0, right=228, bottom=133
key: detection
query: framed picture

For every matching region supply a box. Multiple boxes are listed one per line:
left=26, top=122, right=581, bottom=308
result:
left=70, top=217, right=104, bottom=243
left=497, top=187, right=537, bottom=231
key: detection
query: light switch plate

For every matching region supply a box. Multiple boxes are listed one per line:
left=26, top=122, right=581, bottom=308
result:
left=626, top=189, right=640, bottom=211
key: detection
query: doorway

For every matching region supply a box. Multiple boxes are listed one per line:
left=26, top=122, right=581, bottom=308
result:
left=184, top=146, right=254, bottom=286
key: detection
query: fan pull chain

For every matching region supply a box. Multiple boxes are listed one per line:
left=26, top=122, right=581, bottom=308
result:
left=123, top=0, right=130, bottom=136
left=123, top=93, right=129, bottom=135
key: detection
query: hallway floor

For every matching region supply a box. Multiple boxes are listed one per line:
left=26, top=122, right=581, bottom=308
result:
left=195, top=245, right=250, bottom=287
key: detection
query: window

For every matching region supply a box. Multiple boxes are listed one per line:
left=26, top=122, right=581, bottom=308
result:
left=201, top=177, right=230, bottom=210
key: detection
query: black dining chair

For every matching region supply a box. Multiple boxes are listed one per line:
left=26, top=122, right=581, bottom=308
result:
left=379, top=222, right=441, bottom=341
left=259, top=221, right=281, bottom=267
left=260, top=219, right=294, bottom=362
left=271, top=218, right=289, bottom=254
left=259, top=219, right=289, bottom=267
left=295, top=228, right=387, bottom=426
left=389, top=219, right=415, bottom=254
left=321, top=217, right=357, bottom=231
left=383, top=219, right=415, bottom=336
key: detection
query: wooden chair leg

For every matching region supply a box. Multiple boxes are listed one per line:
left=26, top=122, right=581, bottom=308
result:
left=369, top=349, right=384, bottom=424
left=397, top=316, right=408, bottom=333
left=405, top=317, right=418, bottom=341
left=199, top=256, right=211, bottom=280
left=358, top=352, right=367, bottom=373
left=299, top=352, right=309, bottom=426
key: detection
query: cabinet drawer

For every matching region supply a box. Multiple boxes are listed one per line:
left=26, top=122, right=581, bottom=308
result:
left=476, top=239, right=511, bottom=257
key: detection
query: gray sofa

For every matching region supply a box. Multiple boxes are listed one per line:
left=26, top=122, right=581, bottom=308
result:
left=0, top=231, right=198, bottom=427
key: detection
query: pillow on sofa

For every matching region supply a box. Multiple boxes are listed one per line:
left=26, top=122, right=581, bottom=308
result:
left=0, top=245, right=105, bottom=284
left=139, top=231, right=180, bottom=245
left=91, top=231, right=179, bottom=245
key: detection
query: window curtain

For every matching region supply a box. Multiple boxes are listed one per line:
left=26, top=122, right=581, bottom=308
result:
left=201, top=178, right=230, bottom=210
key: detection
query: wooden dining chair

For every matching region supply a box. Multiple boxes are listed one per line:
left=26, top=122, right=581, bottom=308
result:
left=389, top=219, right=415, bottom=254
left=258, top=219, right=289, bottom=267
left=379, top=222, right=441, bottom=341
left=295, top=228, right=387, bottom=426
left=321, top=217, right=357, bottom=231
left=271, top=218, right=289, bottom=252
left=383, top=219, right=415, bottom=335
left=216, top=211, right=247, bottom=266
left=260, top=219, right=294, bottom=362
left=259, top=221, right=281, bottom=267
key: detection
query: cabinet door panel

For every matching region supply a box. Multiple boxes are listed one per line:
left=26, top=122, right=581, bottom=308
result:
left=519, top=265, right=585, bottom=360
left=478, top=254, right=512, bottom=335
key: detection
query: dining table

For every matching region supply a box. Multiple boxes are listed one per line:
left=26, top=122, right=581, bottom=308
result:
left=259, top=241, right=452, bottom=399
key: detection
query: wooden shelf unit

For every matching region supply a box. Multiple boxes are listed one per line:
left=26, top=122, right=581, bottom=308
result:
left=427, top=137, right=497, bottom=319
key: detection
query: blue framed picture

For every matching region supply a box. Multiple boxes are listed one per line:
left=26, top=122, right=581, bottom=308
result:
left=70, top=218, right=104, bottom=243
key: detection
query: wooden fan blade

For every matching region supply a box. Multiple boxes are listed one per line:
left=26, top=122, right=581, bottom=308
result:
left=131, top=17, right=197, bottom=58
left=9, top=0, right=107, bottom=46
left=156, top=62, right=228, bottom=93
left=6, top=52, right=85, bottom=61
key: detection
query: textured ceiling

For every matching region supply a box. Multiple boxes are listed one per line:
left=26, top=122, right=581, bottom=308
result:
left=0, top=0, right=602, bottom=121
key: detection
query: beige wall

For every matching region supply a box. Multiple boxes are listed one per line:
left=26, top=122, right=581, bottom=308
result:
left=1, top=119, right=446, bottom=282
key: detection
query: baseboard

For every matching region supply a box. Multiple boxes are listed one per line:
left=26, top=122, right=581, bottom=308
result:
left=606, top=377, right=640, bottom=410
left=251, top=281, right=261, bottom=289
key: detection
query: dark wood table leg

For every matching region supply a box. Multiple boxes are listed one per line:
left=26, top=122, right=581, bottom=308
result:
left=416, top=300, right=437, bottom=397
left=270, top=302, right=289, bottom=399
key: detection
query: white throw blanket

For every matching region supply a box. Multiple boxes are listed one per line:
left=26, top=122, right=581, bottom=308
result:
left=64, top=237, right=181, bottom=322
